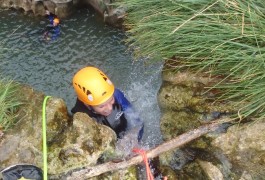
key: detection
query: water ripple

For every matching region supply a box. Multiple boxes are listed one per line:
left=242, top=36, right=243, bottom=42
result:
left=0, top=8, right=163, bottom=146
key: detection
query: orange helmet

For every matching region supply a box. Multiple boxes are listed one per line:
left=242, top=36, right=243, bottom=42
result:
left=72, top=66, right=115, bottom=106
left=53, top=18, right=60, bottom=24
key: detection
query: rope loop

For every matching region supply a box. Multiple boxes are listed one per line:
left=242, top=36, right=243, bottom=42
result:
left=133, top=148, right=154, bottom=180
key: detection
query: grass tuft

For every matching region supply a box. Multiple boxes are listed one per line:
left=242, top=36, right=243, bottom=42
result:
left=114, top=0, right=265, bottom=120
left=0, top=79, right=23, bottom=131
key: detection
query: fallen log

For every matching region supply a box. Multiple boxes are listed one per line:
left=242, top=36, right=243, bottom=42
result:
left=66, top=118, right=234, bottom=180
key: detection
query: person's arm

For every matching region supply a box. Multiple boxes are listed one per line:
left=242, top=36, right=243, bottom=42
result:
left=113, top=88, right=132, bottom=110
left=45, top=10, right=56, bottom=25
left=114, top=89, right=144, bottom=157
left=114, top=89, right=143, bottom=131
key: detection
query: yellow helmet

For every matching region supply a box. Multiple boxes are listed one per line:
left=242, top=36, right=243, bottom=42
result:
left=72, top=66, right=115, bottom=106
left=53, top=18, right=60, bottom=24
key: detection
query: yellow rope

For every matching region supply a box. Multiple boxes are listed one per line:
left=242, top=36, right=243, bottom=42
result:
left=42, top=96, right=51, bottom=180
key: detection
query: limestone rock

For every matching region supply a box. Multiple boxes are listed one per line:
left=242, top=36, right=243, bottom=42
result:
left=212, top=120, right=265, bottom=179
left=50, top=112, right=116, bottom=175
left=198, top=160, right=224, bottom=180
left=0, top=0, right=124, bottom=27
left=0, top=85, right=116, bottom=177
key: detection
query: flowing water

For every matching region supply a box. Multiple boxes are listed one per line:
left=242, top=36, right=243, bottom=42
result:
left=0, top=8, right=163, bottom=146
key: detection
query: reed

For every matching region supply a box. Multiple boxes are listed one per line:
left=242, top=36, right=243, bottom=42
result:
left=115, top=0, right=265, bottom=120
left=0, top=79, right=23, bottom=131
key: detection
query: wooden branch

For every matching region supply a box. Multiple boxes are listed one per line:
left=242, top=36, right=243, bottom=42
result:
left=66, top=118, right=233, bottom=180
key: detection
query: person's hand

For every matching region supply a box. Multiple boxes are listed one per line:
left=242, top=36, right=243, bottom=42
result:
left=45, top=10, right=50, bottom=15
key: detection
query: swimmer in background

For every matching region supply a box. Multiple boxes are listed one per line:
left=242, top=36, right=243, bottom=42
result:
left=43, top=10, right=60, bottom=41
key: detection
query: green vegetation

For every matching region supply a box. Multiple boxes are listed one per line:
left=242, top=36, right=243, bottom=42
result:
left=115, top=0, right=265, bottom=120
left=0, top=79, right=23, bottom=131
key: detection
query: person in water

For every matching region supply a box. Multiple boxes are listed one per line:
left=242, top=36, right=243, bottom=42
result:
left=71, top=66, right=144, bottom=155
left=43, top=10, right=60, bottom=41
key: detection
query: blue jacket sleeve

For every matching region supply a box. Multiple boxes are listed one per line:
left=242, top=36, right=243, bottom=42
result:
left=114, top=88, right=132, bottom=111
left=48, top=15, right=54, bottom=25
left=114, top=88, right=144, bottom=140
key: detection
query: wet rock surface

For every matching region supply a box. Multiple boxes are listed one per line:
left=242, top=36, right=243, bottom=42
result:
left=212, top=120, right=265, bottom=179
left=157, top=68, right=265, bottom=179
left=0, top=85, right=138, bottom=179
left=0, top=0, right=124, bottom=27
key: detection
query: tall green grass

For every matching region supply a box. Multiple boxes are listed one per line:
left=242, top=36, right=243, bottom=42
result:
left=0, top=79, right=23, bottom=131
left=115, top=0, right=265, bottom=120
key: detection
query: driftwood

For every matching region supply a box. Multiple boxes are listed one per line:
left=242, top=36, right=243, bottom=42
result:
left=66, top=118, right=233, bottom=180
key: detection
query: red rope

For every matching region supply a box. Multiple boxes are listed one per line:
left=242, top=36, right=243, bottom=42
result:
left=133, top=148, right=154, bottom=180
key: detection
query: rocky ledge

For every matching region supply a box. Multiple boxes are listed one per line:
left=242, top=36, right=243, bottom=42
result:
left=0, top=0, right=125, bottom=27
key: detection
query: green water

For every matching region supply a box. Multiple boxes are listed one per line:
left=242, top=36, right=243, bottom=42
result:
left=0, top=8, right=163, bottom=146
